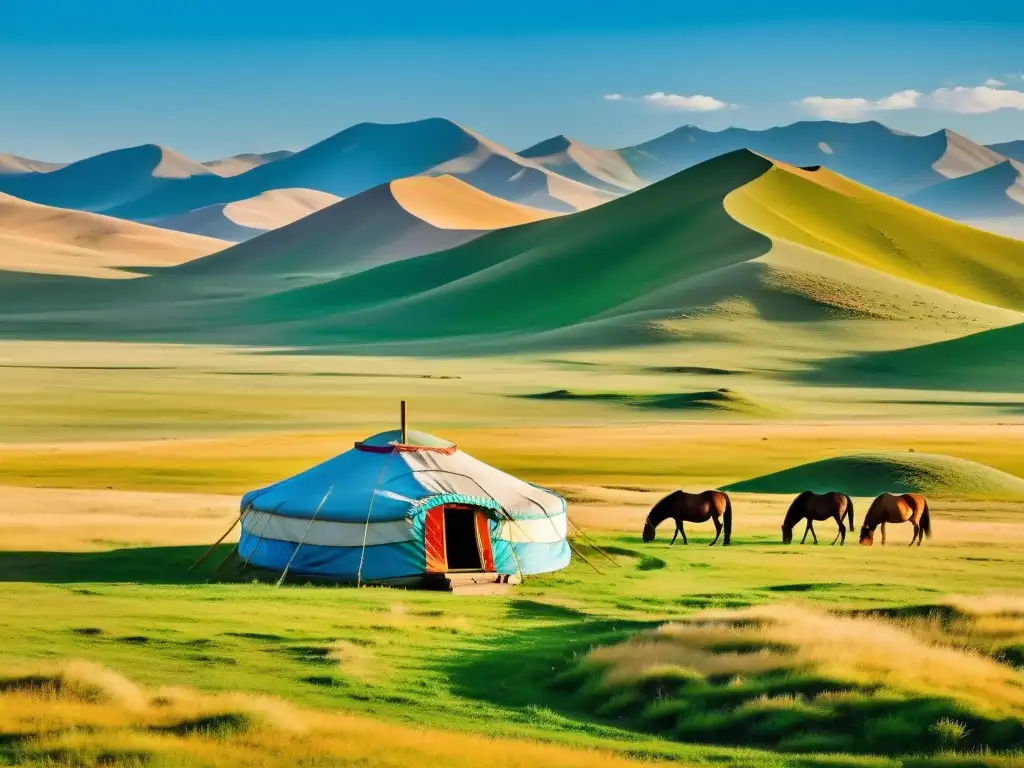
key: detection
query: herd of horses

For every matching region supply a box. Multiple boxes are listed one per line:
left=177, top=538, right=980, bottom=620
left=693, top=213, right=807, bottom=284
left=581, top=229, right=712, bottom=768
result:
left=642, top=489, right=932, bottom=547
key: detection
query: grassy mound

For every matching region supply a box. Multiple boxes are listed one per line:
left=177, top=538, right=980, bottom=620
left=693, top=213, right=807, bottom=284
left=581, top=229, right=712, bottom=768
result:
left=723, top=452, right=1024, bottom=499
left=807, top=322, right=1024, bottom=393
left=519, top=388, right=780, bottom=417
left=558, top=605, right=1024, bottom=755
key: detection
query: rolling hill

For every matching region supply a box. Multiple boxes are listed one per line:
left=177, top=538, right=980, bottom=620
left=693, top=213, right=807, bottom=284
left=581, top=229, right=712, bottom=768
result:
left=807, top=322, right=1024, bottom=392
left=151, top=188, right=342, bottom=242
left=201, top=150, right=295, bottom=177
left=987, top=140, right=1024, bottom=162
left=167, top=174, right=552, bottom=282
left=2, top=151, right=1021, bottom=355
left=518, top=136, right=643, bottom=193
left=723, top=452, right=1024, bottom=499
left=905, top=160, right=1024, bottom=235
left=0, top=192, right=227, bottom=279
left=0, top=154, right=65, bottom=176
left=616, top=121, right=1006, bottom=197
left=97, top=119, right=613, bottom=221
left=175, top=151, right=1024, bottom=350
left=0, top=144, right=220, bottom=214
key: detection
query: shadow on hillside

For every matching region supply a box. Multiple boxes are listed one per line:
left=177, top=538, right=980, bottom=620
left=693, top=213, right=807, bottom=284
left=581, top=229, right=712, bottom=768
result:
left=0, top=545, right=266, bottom=585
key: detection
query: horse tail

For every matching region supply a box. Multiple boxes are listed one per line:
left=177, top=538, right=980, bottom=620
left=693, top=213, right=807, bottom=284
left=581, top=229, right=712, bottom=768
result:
left=920, top=498, right=931, bottom=538
left=843, top=494, right=855, bottom=532
left=723, top=493, right=733, bottom=546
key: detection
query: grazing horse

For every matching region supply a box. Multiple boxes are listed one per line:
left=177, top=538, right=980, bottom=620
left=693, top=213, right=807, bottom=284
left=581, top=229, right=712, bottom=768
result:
left=781, top=491, right=855, bottom=545
left=642, top=490, right=732, bottom=546
left=859, top=493, right=931, bottom=546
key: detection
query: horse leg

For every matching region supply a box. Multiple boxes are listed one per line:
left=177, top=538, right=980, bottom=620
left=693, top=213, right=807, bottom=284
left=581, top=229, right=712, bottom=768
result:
left=670, top=524, right=679, bottom=545
left=831, top=515, right=845, bottom=545
left=680, top=522, right=688, bottom=545
left=801, top=520, right=811, bottom=544
left=809, top=522, right=818, bottom=545
left=709, top=515, right=722, bottom=546
left=880, top=521, right=887, bottom=546
left=909, top=522, right=919, bottom=547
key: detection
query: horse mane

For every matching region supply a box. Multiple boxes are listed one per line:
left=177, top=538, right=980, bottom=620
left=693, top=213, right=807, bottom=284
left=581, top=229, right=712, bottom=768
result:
left=782, top=490, right=811, bottom=529
left=648, top=491, right=682, bottom=527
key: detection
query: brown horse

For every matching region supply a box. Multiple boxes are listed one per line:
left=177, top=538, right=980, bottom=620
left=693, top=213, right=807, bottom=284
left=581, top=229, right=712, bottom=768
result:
left=781, top=491, right=855, bottom=545
left=642, top=490, right=732, bottom=546
left=859, top=493, right=931, bottom=546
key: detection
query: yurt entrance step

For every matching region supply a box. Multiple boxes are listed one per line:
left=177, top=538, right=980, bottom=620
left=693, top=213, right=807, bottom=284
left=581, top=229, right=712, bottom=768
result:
left=419, top=571, right=522, bottom=594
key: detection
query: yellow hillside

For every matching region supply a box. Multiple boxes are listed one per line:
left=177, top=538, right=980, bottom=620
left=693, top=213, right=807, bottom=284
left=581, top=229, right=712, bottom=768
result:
left=725, top=162, right=1024, bottom=311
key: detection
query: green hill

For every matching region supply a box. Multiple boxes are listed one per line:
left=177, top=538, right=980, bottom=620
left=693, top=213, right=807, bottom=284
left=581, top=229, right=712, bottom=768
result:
left=2, top=150, right=1023, bottom=359
left=723, top=452, right=1024, bottom=500
left=806, top=322, right=1024, bottom=392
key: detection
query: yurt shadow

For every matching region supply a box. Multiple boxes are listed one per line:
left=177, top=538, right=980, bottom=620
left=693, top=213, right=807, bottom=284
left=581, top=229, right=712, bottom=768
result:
left=0, top=545, right=219, bottom=585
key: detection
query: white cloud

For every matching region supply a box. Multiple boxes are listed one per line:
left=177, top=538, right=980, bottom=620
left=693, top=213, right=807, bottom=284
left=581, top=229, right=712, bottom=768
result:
left=642, top=92, right=731, bottom=111
left=799, top=90, right=920, bottom=120
left=925, top=86, right=1024, bottom=113
left=604, top=92, right=733, bottom=112
left=985, top=78, right=1006, bottom=87
left=799, top=85, right=1024, bottom=118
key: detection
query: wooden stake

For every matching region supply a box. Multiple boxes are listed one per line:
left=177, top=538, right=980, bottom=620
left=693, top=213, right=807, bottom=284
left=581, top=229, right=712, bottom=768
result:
left=400, top=400, right=407, bottom=444
left=568, top=518, right=621, bottom=567
left=566, top=539, right=603, bottom=574
left=188, top=504, right=248, bottom=573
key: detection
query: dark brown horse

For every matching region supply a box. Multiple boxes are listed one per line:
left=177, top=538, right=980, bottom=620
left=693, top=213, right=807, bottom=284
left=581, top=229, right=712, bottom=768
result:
left=782, top=491, right=855, bottom=545
left=642, top=490, right=732, bottom=546
left=859, top=492, right=931, bottom=546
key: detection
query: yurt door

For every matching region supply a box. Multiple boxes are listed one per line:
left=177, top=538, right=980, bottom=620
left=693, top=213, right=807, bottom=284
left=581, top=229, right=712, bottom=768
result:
left=425, top=505, right=494, bottom=572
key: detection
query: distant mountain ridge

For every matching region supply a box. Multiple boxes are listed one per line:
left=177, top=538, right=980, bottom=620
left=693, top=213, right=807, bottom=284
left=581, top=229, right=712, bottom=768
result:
left=1, top=118, right=1022, bottom=243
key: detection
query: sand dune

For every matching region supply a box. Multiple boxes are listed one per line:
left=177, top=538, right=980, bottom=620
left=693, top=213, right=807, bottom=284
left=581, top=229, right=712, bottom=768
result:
left=519, top=135, right=642, bottom=193
left=0, top=153, right=65, bottom=176
left=151, top=188, right=342, bottom=241
left=3, top=151, right=1022, bottom=357
left=987, top=140, right=1024, bottom=162
left=0, top=144, right=218, bottom=214
left=171, top=174, right=548, bottom=281
left=0, top=192, right=227, bottom=279
left=196, top=150, right=1022, bottom=351
left=389, top=175, right=555, bottom=229
left=25, top=118, right=614, bottom=222
left=202, top=150, right=294, bottom=177
left=906, top=160, right=1024, bottom=233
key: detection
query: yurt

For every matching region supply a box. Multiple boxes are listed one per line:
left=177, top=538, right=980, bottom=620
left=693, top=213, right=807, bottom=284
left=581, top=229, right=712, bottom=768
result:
left=236, top=427, right=569, bottom=585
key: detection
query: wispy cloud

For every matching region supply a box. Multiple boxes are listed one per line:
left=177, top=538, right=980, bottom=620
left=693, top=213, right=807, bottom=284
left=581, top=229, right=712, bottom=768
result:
left=927, top=85, right=1024, bottom=113
left=984, top=78, right=1006, bottom=87
left=799, top=90, right=920, bottom=120
left=604, top=92, right=733, bottom=112
left=799, top=85, right=1024, bottom=119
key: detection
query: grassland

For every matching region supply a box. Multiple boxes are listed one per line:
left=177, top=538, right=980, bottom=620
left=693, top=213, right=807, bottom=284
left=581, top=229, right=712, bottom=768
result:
left=2, top=150, right=1024, bottom=766
left=0, top=339, right=1022, bottom=767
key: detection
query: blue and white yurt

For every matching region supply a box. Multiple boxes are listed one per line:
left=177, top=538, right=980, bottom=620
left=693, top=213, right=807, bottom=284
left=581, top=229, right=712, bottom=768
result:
left=236, top=429, right=569, bottom=584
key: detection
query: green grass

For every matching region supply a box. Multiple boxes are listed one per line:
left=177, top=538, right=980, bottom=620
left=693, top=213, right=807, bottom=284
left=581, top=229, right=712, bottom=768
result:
left=723, top=453, right=1024, bottom=500
left=2, top=533, right=1024, bottom=767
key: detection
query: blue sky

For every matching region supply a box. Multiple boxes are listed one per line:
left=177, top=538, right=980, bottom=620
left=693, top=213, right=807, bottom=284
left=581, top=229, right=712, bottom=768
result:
left=2, top=1, right=1023, bottom=161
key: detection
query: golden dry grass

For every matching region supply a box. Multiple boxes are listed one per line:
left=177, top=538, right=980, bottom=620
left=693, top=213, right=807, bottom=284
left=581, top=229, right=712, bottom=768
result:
left=0, top=661, right=679, bottom=768
left=588, top=604, right=1024, bottom=717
